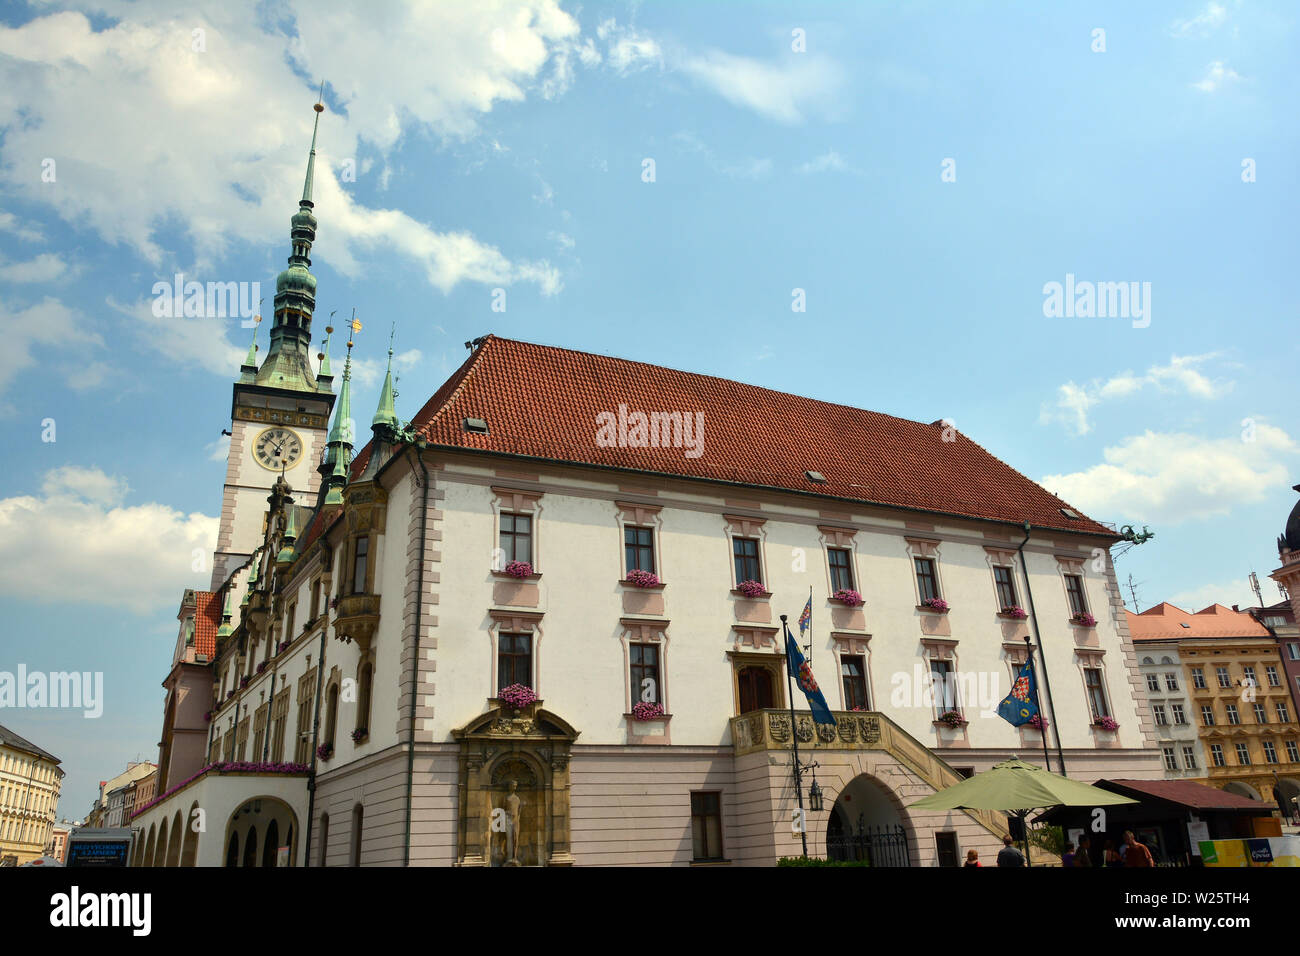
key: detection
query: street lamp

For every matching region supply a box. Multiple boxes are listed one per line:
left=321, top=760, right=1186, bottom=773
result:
left=808, top=773, right=824, bottom=813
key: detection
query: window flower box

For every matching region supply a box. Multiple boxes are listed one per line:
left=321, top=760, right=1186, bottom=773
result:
left=935, top=710, right=966, bottom=728
left=278, top=639, right=290, bottom=653
left=631, top=701, right=665, bottom=721
left=226, top=690, right=236, bottom=701
left=1000, top=606, right=1027, bottom=620
left=498, top=683, right=538, bottom=711
left=1028, top=714, right=1049, bottom=730
left=240, top=675, right=250, bottom=688
left=351, top=728, right=368, bottom=743
left=1071, top=612, right=1097, bottom=628
left=202, top=711, right=212, bottom=723
left=735, top=580, right=768, bottom=599
left=503, top=560, right=533, bottom=579
left=256, top=660, right=268, bottom=674
left=1091, top=715, right=1118, bottom=731
left=626, top=569, right=661, bottom=589
left=831, top=589, right=864, bottom=607
left=316, top=743, right=333, bottom=761
left=920, top=598, right=950, bottom=613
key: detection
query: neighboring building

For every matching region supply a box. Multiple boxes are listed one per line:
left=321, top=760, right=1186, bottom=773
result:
left=47, top=821, right=72, bottom=863
left=128, top=100, right=1162, bottom=868
left=0, top=725, right=64, bottom=866
left=87, top=762, right=156, bottom=831
left=1246, top=599, right=1300, bottom=722
left=1134, top=642, right=1202, bottom=780
left=1129, top=603, right=1300, bottom=816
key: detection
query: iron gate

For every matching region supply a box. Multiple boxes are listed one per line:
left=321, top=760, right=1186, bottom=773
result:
left=826, top=818, right=911, bottom=867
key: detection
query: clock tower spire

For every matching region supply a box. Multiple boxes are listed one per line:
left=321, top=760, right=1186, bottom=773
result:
left=210, top=88, right=338, bottom=590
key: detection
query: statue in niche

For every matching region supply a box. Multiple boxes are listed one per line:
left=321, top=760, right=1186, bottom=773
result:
left=502, top=780, right=523, bottom=865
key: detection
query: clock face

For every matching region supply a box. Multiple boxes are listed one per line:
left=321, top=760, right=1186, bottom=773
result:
left=253, top=427, right=303, bottom=471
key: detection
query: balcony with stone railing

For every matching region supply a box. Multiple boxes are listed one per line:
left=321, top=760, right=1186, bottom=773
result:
left=333, top=593, right=381, bottom=653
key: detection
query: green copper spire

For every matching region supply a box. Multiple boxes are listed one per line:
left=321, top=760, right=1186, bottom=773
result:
left=216, top=586, right=236, bottom=639
left=372, top=326, right=400, bottom=433
left=323, top=326, right=355, bottom=506
left=319, top=320, right=334, bottom=378
left=256, top=89, right=330, bottom=394
left=276, top=503, right=298, bottom=566
left=242, top=552, right=261, bottom=605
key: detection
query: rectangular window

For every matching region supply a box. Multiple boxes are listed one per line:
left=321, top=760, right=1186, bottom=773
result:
left=1243, top=666, right=1257, bottom=685
left=295, top=669, right=317, bottom=765
left=1192, top=668, right=1206, bottom=689
left=1201, top=705, right=1215, bottom=726
left=1083, top=666, right=1109, bottom=720
left=271, top=688, right=290, bottom=763
left=1235, top=743, right=1251, bottom=766
left=236, top=718, right=249, bottom=761
left=841, top=654, right=869, bottom=710
left=733, top=537, right=761, bottom=585
left=1064, top=574, right=1088, bottom=617
left=1226, top=703, right=1240, bottom=725
left=1182, top=746, right=1197, bottom=770
left=915, top=557, right=940, bottom=604
left=1278, top=703, right=1292, bottom=724
left=500, top=512, right=532, bottom=565
left=351, top=536, right=369, bottom=594
left=222, top=728, right=235, bottom=762
left=993, top=565, right=1018, bottom=610
left=1266, top=665, right=1280, bottom=687
left=1253, top=703, right=1268, bottom=724
left=1171, top=703, right=1186, bottom=725
left=1152, top=704, right=1167, bottom=726
left=498, top=633, right=533, bottom=691
left=1289, top=643, right=1300, bottom=661
left=1287, top=741, right=1299, bottom=763
left=629, top=643, right=661, bottom=706
left=1216, top=667, right=1231, bottom=689
left=253, top=704, right=268, bottom=762
left=929, top=658, right=959, bottom=715
left=690, top=791, right=724, bottom=862
left=1145, top=674, right=1160, bottom=692
left=828, top=548, right=854, bottom=593
left=285, top=601, right=297, bottom=642
left=1162, top=747, right=1177, bottom=770
left=1164, top=673, right=1179, bottom=691
left=311, top=578, right=322, bottom=621
left=1263, top=740, right=1278, bottom=764
left=624, top=525, right=655, bottom=575
left=1210, top=744, right=1225, bottom=767
left=935, top=831, right=960, bottom=868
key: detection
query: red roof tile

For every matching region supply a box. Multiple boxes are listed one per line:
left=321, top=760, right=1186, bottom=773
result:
left=1128, top=603, right=1271, bottom=641
left=406, top=336, right=1114, bottom=536
left=193, top=590, right=222, bottom=659
left=1102, top=778, right=1273, bottom=811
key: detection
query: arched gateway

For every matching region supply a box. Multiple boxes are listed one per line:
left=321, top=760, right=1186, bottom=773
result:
left=825, top=773, right=912, bottom=866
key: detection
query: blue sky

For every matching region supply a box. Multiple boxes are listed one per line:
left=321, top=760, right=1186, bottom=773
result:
left=0, top=0, right=1296, bottom=816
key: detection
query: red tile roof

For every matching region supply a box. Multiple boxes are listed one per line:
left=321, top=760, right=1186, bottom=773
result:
left=1127, top=603, right=1271, bottom=641
left=403, top=336, right=1114, bottom=536
left=193, top=590, right=222, bottom=659
left=1102, top=778, right=1273, bottom=811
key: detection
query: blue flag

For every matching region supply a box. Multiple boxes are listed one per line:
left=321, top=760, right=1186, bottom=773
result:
left=997, top=662, right=1039, bottom=727
left=785, top=632, right=837, bottom=725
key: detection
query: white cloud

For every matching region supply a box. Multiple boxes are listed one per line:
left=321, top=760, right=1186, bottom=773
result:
left=0, top=296, right=103, bottom=398
left=1171, top=3, right=1229, bottom=37
left=207, top=434, right=231, bottom=462
left=0, top=467, right=217, bottom=613
left=349, top=348, right=423, bottom=390
left=0, top=211, right=44, bottom=243
left=107, top=296, right=245, bottom=378
left=0, top=3, right=570, bottom=294
left=1039, top=425, right=1297, bottom=526
left=0, top=252, right=68, bottom=283
left=680, top=49, right=844, bottom=124
left=1040, top=353, right=1232, bottom=436
left=1164, top=577, right=1269, bottom=616
left=597, top=19, right=662, bottom=74
left=672, top=131, right=772, bottom=181
left=1192, top=60, right=1242, bottom=92
left=797, top=150, right=849, bottom=174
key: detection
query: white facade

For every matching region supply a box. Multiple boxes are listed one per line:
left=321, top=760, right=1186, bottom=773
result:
left=1136, top=643, right=1203, bottom=778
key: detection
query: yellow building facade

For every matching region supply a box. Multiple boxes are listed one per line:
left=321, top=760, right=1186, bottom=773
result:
left=0, top=725, right=64, bottom=866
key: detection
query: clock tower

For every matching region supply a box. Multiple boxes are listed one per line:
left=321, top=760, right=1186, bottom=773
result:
left=211, top=97, right=336, bottom=590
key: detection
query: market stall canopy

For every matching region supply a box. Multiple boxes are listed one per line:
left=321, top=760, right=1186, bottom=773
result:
left=907, top=757, right=1140, bottom=812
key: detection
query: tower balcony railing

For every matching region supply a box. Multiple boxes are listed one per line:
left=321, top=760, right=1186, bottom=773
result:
left=333, top=593, right=381, bottom=653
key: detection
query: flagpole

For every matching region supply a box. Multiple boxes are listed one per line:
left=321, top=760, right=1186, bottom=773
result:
left=781, top=614, right=809, bottom=859
left=1024, top=636, right=1052, bottom=773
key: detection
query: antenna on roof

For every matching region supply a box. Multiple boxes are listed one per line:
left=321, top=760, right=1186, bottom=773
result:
left=1125, top=573, right=1142, bottom=613
left=1248, top=571, right=1263, bottom=607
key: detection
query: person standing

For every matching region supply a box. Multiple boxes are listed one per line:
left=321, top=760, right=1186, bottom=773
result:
left=1061, top=841, right=1076, bottom=868
left=964, top=849, right=981, bottom=867
left=1074, top=834, right=1093, bottom=867
left=1123, top=830, right=1154, bottom=867
left=997, top=834, right=1026, bottom=867
left=1103, top=839, right=1123, bottom=867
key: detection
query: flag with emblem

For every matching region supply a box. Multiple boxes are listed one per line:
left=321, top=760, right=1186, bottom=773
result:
left=785, top=631, right=836, bottom=725
left=997, top=661, right=1039, bottom=727
left=797, top=592, right=812, bottom=636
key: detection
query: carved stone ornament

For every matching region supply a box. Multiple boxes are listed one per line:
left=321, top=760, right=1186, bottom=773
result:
left=817, top=722, right=836, bottom=743
left=768, top=713, right=791, bottom=742
left=837, top=719, right=858, bottom=743
left=859, top=716, right=881, bottom=744
left=796, top=715, right=814, bottom=742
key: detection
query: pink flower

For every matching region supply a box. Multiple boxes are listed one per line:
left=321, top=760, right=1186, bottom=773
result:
left=504, top=560, right=533, bottom=579
left=631, top=701, right=665, bottom=721
left=736, top=579, right=766, bottom=599
left=499, top=683, right=538, bottom=710
left=833, top=589, right=863, bottom=607
left=923, top=598, right=949, bottom=612
left=626, top=569, right=660, bottom=588
left=1002, top=606, right=1027, bottom=619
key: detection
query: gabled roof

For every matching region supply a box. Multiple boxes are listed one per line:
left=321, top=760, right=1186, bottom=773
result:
left=193, top=590, right=222, bottom=659
left=1128, top=603, right=1272, bottom=641
left=0, top=724, right=61, bottom=765
left=400, top=336, right=1114, bottom=536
